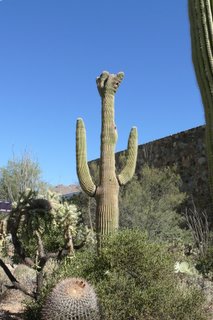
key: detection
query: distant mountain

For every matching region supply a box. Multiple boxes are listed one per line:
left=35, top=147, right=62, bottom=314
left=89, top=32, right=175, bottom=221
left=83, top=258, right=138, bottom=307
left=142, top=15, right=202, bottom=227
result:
left=52, top=184, right=81, bottom=197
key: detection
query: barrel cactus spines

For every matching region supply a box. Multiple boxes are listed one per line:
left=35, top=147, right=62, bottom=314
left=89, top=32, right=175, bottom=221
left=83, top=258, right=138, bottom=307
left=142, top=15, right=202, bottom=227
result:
left=76, top=71, right=138, bottom=238
left=188, top=0, right=213, bottom=200
left=41, top=278, right=99, bottom=320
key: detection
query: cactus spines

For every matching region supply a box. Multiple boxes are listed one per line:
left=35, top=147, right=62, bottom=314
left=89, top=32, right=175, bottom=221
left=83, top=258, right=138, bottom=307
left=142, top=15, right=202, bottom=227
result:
left=76, top=71, right=138, bottom=238
left=188, top=0, right=213, bottom=199
left=41, top=278, right=99, bottom=320
left=117, top=126, right=138, bottom=185
left=76, top=118, right=96, bottom=196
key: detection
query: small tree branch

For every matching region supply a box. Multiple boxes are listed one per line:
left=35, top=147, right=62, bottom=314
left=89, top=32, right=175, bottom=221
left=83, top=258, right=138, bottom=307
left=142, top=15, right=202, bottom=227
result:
left=185, top=199, right=209, bottom=257
left=0, top=259, right=16, bottom=283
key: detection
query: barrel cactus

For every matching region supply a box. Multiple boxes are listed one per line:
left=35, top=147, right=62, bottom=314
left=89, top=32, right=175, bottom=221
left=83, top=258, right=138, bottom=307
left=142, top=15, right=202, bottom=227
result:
left=76, top=71, right=138, bottom=241
left=41, top=278, right=99, bottom=320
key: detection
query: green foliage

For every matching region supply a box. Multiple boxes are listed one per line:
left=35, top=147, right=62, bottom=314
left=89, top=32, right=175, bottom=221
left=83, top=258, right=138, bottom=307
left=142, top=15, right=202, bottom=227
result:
left=195, top=245, right=213, bottom=279
left=10, top=190, right=85, bottom=259
left=0, top=152, right=48, bottom=202
left=119, top=165, right=189, bottom=242
left=24, top=299, right=43, bottom=320
left=30, top=230, right=206, bottom=320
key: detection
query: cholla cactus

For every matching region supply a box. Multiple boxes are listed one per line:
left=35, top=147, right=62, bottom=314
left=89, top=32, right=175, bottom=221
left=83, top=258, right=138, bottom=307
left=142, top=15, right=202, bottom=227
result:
left=46, top=191, right=82, bottom=254
left=31, top=189, right=80, bottom=240
left=41, top=278, right=99, bottom=320
left=47, top=191, right=80, bottom=236
left=76, top=71, right=138, bottom=239
left=0, top=219, right=7, bottom=251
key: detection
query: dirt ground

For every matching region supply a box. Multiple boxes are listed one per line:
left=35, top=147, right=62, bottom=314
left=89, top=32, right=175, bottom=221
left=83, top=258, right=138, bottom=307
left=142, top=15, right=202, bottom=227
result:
left=0, top=288, right=30, bottom=320
left=0, top=302, right=24, bottom=320
left=1, top=295, right=213, bottom=320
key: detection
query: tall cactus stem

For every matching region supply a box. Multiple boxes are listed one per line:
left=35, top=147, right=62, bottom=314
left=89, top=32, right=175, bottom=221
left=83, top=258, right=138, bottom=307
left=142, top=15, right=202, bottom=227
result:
left=188, top=0, right=213, bottom=199
left=76, top=118, right=96, bottom=196
left=76, top=72, right=138, bottom=240
left=117, top=127, right=138, bottom=185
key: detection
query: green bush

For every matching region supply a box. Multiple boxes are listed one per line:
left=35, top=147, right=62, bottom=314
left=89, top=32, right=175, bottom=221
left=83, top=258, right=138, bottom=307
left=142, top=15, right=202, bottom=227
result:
left=195, top=245, right=213, bottom=279
left=119, top=165, right=190, bottom=243
left=27, top=230, right=207, bottom=320
left=24, top=299, right=43, bottom=320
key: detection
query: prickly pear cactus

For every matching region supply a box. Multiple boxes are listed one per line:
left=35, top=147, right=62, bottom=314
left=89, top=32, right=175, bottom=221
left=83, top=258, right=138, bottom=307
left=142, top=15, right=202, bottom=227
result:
left=41, top=278, right=99, bottom=320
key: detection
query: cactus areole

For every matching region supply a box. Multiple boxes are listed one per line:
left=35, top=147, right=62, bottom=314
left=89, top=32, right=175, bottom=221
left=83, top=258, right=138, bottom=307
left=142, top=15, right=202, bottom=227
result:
left=76, top=71, right=138, bottom=238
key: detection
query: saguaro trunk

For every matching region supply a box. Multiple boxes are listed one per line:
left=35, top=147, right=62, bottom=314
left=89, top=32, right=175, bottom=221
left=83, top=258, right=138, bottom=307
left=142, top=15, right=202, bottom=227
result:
left=76, top=71, right=138, bottom=242
left=95, top=90, right=120, bottom=234
left=188, top=0, right=213, bottom=201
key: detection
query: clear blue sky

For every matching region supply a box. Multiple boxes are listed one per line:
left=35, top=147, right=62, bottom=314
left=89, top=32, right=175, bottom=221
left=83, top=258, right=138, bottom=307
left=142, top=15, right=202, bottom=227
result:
left=0, top=0, right=204, bottom=186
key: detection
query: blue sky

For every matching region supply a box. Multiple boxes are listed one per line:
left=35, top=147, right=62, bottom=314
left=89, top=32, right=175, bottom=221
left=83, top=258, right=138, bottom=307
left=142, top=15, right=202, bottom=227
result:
left=0, top=0, right=204, bottom=186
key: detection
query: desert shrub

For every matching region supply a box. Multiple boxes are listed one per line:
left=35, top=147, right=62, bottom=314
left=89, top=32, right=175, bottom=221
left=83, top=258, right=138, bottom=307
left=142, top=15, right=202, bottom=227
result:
left=119, top=165, right=190, bottom=243
left=26, top=229, right=207, bottom=320
left=24, top=299, right=43, bottom=320
left=195, top=245, right=213, bottom=279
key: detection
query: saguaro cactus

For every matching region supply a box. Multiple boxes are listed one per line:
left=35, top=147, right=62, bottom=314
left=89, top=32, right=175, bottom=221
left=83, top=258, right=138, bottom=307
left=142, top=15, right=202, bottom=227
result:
left=41, top=278, right=99, bottom=320
left=76, top=71, right=138, bottom=237
left=188, top=0, right=213, bottom=200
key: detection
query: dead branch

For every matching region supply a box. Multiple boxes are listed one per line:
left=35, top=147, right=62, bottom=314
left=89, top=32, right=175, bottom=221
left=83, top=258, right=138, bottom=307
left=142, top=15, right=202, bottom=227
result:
left=185, top=200, right=209, bottom=257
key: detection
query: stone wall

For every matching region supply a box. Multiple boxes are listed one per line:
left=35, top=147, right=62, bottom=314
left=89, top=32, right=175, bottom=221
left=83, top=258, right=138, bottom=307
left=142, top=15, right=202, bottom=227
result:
left=127, top=125, right=210, bottom=213
left=90, top=125, right=211, bottom=214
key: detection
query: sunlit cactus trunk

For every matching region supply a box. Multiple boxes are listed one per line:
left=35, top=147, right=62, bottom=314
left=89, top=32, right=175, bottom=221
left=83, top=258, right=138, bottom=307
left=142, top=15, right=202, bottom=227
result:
left=95, top=91, right=120, bottom=234
left=188, top=0, right=213, bottom=201
left=76, top=71, right=138, bottom=241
